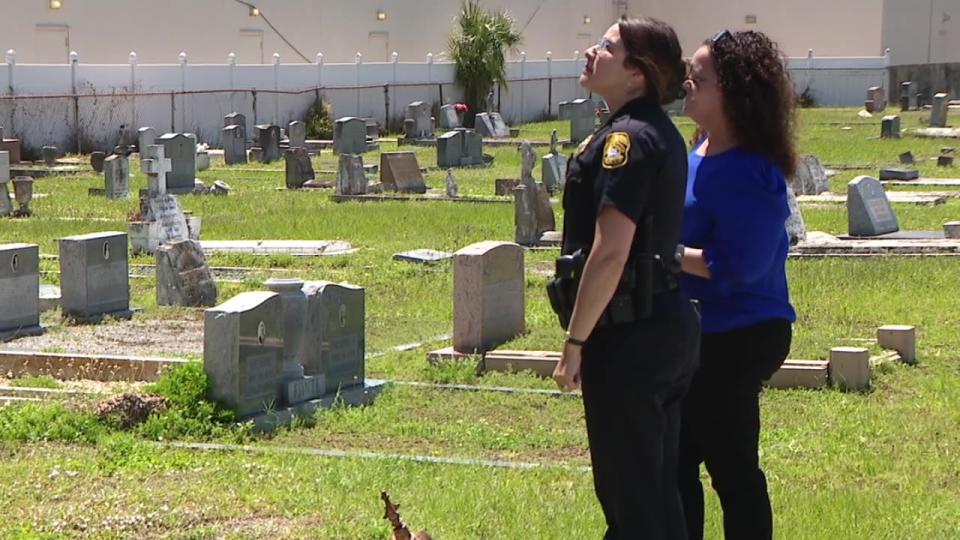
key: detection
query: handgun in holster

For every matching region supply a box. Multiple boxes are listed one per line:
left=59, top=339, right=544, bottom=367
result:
left=546, top=249, right=587, bottom=329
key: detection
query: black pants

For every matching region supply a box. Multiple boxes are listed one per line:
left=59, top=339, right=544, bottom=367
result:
left=677, top=319, right=792, bottom=540
left=581, top=291, right=701, bottom=540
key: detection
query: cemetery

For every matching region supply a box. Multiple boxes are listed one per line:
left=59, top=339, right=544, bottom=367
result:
left=1, top=8, right=960, bottom=540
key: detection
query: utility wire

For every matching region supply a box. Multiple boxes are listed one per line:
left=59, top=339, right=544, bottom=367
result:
left=519, top=0, right=549, bottom=33
left=232, top=0, right=312, bottom=63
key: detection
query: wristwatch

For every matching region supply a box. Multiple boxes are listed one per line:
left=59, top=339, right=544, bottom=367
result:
left=565, top=332, right=587, bottom=347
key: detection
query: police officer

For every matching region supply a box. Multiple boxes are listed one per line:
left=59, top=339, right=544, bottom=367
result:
left=549, top=16, right=700, bottom=540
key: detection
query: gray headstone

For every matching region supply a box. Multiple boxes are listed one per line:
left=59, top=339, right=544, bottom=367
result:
left=157, top=133, right=197, bottom=193
left=301, top=281, right=366, bottom=391
left=866, top=86, right=886, bottom=113
left=336, top=154, right=367, bottom=195
left=900, top=81, right=917, bottom=111
left=785, top=188, right=806, bottom=244
left=224, top=113, right=247, bottom=141
left=560, top=98, right=597, bottom=144
left=141, top=145, right=171, bottom=197
left=58, top=231, right=130, bottom=319
left=0, top=181, right=12, bottom=216
left=334, top=117, right=368, bottom=154
left=474, top=113, right=496, bottom=137
left=90, top=151, right=106, bottom=173
left=103, top=154, right=130, bottom=200
left=145, top=194, right=190, bottom=245
left=204, top=291, right=284, bottom=417
left=284, top=147, right=315, bottom=189
left=196, top=150, right=210, bottom=172
left=222, top=125, right=247, bottom=165
left=453, top=241, right=525, bottom=353
left=156, top=239, right=217, bottom=307
left=791, top=155, right=830, bottom=195
left=137, top=127, right=156, bottom=153
left=489, top=113, right=510, bottom=137
left=404, top=101, right=433, bottom=139
left=437, top=130, right=463, bottom=168
left=0, top=243, right=42, bottom=339
left=439, top=104, right=460, bottom=129
left=462, top=129, right=483, bottom=166
left=0, top=151, right=9, bottom=183
left=542, top=153, right=567, bottom=194
left=898, top=151, right=915, bottom=165
left=848, top=176, right=899, bottom=236
left=533, top=182, right=556, bottom=233
left=878, top=168, right=919, bottom=180
left=881, top=115, right=901, bottom=139
left=256, top=125, right=281, bottom=163
left=41, top=146, right=57, bottom=166
left=287, top=121, right=306, bottom=148
left=513, top=183, right=539, bottom=246
left=931, top=93, right=949, bottom=127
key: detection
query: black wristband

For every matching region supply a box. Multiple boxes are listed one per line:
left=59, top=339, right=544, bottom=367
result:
left=565, top=334, right=587, bottom=347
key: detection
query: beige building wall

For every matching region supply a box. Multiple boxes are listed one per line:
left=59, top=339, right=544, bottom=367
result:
left=882, top=0, right=960, bottom=65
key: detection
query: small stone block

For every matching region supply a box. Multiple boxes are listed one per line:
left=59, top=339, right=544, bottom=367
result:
left=829, top=347, right=871, bottom=390
left=426, top=346, right=477, bottom=364
left=938, top=155, right=954, bottom=167
left=392, top=249, right=453, bottom=264
left=765, top=360, right=829, bottom=389
left=877, top=325, right=916, bottom=365
left=898, top=152, right=914, bottom=165
left=944, top=221, right=960, bottom=239
left=878, top=168, right=919, bottom=180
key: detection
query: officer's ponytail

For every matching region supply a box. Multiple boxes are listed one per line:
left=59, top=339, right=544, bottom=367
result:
left=618, top=16, right=686, bottom=106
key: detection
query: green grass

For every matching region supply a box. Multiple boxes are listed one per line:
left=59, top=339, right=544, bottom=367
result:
left=6, top=376, right=62, bottom=389
left=0, top=108, right=959, bottom=537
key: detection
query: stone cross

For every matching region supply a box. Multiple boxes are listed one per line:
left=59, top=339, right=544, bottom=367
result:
left=141, top=144, right=172, bottom=197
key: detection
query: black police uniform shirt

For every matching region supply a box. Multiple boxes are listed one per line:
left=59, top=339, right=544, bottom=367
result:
left=561, top=96, right=688, bottom=265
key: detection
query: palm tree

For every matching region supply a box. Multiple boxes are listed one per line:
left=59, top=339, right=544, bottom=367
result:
left=448, top=1, right=522, bottom=127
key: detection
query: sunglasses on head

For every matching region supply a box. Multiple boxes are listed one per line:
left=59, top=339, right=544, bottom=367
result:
left=712, top=29, right=734, bottom=45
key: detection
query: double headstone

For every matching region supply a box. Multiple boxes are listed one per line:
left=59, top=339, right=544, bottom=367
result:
left=560, top=98, right=597, bottom=144
left=284, top=147, right=315, bottom=189
left=204, top=291, right=284, bottom=417
left=157, top=133, right=197, bottom=194
left=336, top=154, right=368, bottom=195
left=301, top=281, right=366, bottom=393
left=156, top=239, right=217, bottom=307
left=452, top=241, right=525, bottom=354
left=848, top=176, right=899, bottom=236
left=256, top=124, right=281, bottom=163
left=790, top=155, right=830, bottom=195
left=380, top=152, right=426, bottom=193
left=931, top=93, right=950, bottom=128
left=439, top=104, right=460, bottom=129
left=222, top=125, right=247, bottom=165
left=287, top=120, right=306, bottom=149
left=0, top=243, right=43, bottom=340
left=880, top=115, right=901, bottom=139
left=404, top=101, right=433, bottom=139
left=334, top=117, right=368, bottom=154
left=436, top=129, right=484, bottom=168
left=103, top=154, right=131, bottom=199
left=58, top=231, right=132, bottom=321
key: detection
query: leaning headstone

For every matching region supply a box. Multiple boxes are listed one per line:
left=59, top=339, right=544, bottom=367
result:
left=336, top=154, right=368, bottom=195
left=41, top=146, right=58, bottom=166
left=474, top=113, right=497, bottom=137
left=287, top=120, right=306, bottom=148
left=785, top=188, right=806, bottom=244
left=514, top=184, right=540, bottom=245
left=157, top=133, right=197, bottom=193
left=445, top=169, right=458, bottom=198
left=284, top=147, right=315, bottom=189
left=58, top=231, right=132, bottom=321
left=301, top=281, right=366, bottom=392
left=334, top=117, right=368, bottom=154
left=222, top=125, right=247, bottom=165
left=439, top=104, right=460, bottom=129
left=256, top=124, right=281, bottom=163
left=204, top=291, right=284, bottom=417
left=102, top=154, right=131, bottom=200
left=931, top=93, right=949, bottom=128
left=90, top=151, right=106, bottom=173
left=847, top=176, right=899, bottom=236
left=560, top=98, right=597, bottom=144
left=224, top=112, right=247, bottom=142
left=144, top=193, right=190, bottom=246
left=380, top=152, right=426, bottom=194
left=453, top=241, right=525, bottom=354
left=489, top=113, right=511, bottom=137
left=137, top=127, right=156, bottom=153
left=880, top=115, right=901, bottom=139
left=0, top=243, right=43, bottom=340
left=404, top=101, right=433, bottom=139
left=156, top=239, right=217, bottom=307
left=790, top=155, right=830, bottom=195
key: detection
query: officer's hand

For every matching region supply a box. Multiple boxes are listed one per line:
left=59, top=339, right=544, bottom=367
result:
left=554, top=343, right=583, bottom=392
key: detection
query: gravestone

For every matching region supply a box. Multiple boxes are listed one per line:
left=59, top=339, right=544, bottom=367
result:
left=404, top=101, right=433, bottom=139
left=0, top=181, right=12, bottom=216
left=880, top=115, right=901, bottom=139
left=137, top=127, right=156, bottom=153
left=519, top=141, right=555, bottom=235
left=284, top=147, right=315, bottom=189
left=90, top=151, right=106, bottom=173
left=157, top=133, right=197, bottom=194
left=204, top=291, right=284, bottom=417
left=0, top=243, right=43, bottom=340
left=878, top=168, right=919, bottom=180
left=222, top=125, right=247, bottom=165
left=848, top=176, right=899, bottom=236
left=336, top=154, right=368, bottom=195
left=785, top=188, right=806, bottom=244
left=224, top=112, right=247, bottom=142
left=865, top=86, right=886, bottom=113
left=900, top=81, right=917, bottom=111
left=445, top=169, right=458, bottom=198
left=196, top=150, right=210, bottom=172
left=41, top=146, right=58, bottom=166
left=513, top=184, right=540, bottom=245
left=931, top=93, right=949, bottom=127
left=102, top=154, right=130, bottom=199
left=58, top=231, right=132, bottom=320
left=463, top=129, right=483, bottom=165
left=437, top=131, right=461, bottom=168
left=495, top=178, right=520, bottom=196
left=301, top=281, right=366, bottom=392
left=899, top=151, right=915, bottom=165
left=144, top=194, right=190, bottom=245
left=791, top=155, right=830, bottom=195
left=0, top=151, right=9, bottom=183
left=287, top=120, right=306, bottom=148
left=0, top=139, right=21, bottom=163
left=439, top=104, right=460, bottom=129
left=542, top=130, right=568, bottom=194
left=560, top=98, right=597, bottom=144
left=156, top=239, right=217, bottom=307
left=393, top=249, right=453, bottom=264
left=380, top=152, right=426, bottom=193
left=474, top=113, right=498, bottom=138
left=490, top=113, right=510, bottom=137
left=256, top=125, right=281, bottom=163
left=453, top=241, right=525, bottom=353
left=334, top=117, right=368, bottom=154
left=141, top=144, right=171, bottom=196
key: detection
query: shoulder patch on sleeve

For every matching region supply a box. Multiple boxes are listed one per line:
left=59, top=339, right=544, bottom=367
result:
left=576, top=134, right=593, bottom=155
left=602, top=132, right=630, bottom=169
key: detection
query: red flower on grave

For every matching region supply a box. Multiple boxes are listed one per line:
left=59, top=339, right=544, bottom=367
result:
left=454, top=103, right=469, bottom=113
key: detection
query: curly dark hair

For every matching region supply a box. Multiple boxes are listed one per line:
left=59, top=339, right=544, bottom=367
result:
left=709, top=30, right=797, bottom=177
left=618, top=16, right=686, bottom=106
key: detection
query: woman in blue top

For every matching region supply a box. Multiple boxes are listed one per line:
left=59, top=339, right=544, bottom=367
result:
left=677, top=30, right=797, bottom=540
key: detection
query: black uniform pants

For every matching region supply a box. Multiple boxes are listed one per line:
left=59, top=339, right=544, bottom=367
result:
left=581, top=291, right=701, bottom=540
left=677, top=318, right=792, bottom=540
